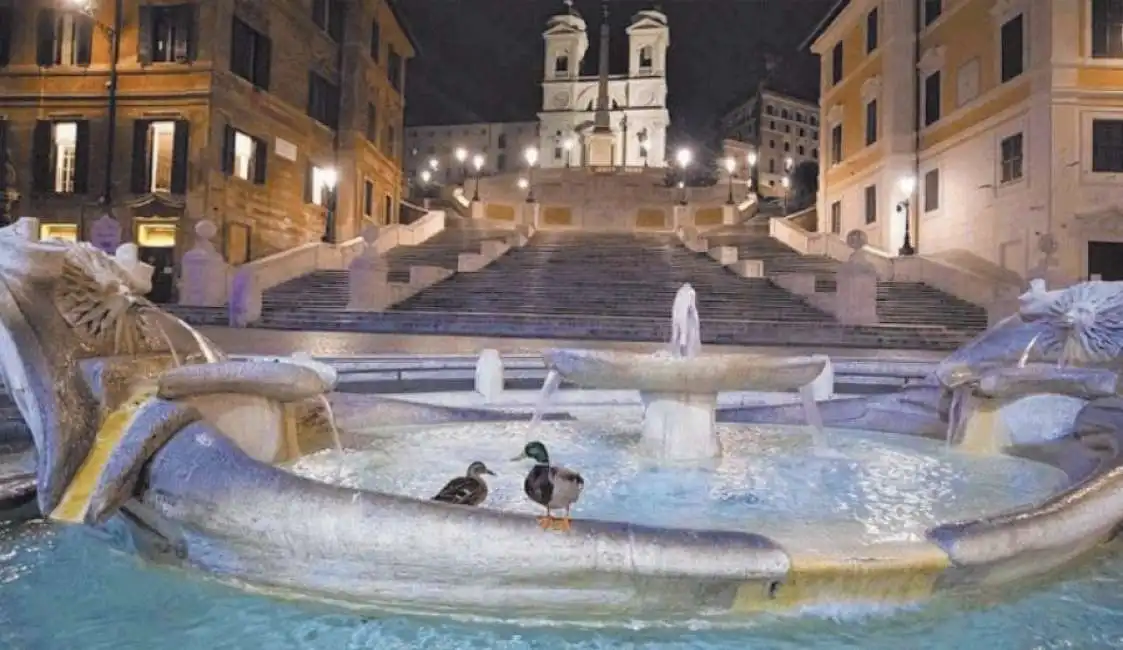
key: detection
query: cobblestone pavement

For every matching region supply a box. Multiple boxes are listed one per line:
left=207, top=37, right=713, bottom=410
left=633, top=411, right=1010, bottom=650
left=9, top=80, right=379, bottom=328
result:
left=200, top=327, right=946, bottom=361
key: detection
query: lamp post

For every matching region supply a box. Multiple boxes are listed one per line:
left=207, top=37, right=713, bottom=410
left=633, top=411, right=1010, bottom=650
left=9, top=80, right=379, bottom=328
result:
left=746, top=150, right=758, bottom=198
left=563, top=137, right=575, bottom=168
left=72, top=0, right=123, bottom=217
left=675, top=147, right=692, bottom=205
left=897, top=175, right=917, bottom=256
left=320, top=168, right=338, bottom=243
left=517, top=177, right=529, bottom=199
left=471, top=153, right=484, bottom=202
left=524, top=146, right=539, bottom=203
left=722, top=156, right=737, bottom=205
left=419, top=169, right=432, bottom=199
left=454, top=147, right=468, bottom=185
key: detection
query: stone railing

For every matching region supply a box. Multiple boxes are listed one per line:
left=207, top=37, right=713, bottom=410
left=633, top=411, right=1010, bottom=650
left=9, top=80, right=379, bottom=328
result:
left=768, top=216, right=1019, bottom=319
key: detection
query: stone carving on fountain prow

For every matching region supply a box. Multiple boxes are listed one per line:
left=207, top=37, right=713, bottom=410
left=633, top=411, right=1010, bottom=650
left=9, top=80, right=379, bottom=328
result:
left=0, top=218, right=339, bottom=525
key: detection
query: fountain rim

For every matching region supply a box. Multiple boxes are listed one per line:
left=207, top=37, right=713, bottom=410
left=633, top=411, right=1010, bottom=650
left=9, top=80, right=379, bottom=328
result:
left=540, top=348, right=829, bottom=393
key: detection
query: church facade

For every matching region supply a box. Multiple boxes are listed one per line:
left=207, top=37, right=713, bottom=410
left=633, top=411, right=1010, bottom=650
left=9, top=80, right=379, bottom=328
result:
left=537, top=4, right=670, bottom=169
left=404, top=2, right=670, bottom=177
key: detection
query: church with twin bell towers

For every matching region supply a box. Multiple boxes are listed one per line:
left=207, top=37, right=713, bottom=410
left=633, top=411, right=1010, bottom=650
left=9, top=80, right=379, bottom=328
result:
left=537, top=0, right=670, bottom=170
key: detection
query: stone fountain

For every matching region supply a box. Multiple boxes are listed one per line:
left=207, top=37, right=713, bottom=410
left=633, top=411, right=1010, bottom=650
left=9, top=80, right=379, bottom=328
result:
left=6, top=215, right=1123, bottom=617
left=542, top=284, right=829, bottom=461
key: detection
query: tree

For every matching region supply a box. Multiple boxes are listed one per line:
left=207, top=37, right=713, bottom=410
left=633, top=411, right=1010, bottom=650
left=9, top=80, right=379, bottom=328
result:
left=788, top=160, right=818, bottom=212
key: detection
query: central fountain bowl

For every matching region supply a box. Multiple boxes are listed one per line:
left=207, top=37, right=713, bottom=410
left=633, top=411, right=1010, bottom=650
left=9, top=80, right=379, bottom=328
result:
left=542, top=349, right=829, bottom=461
left=542, top=349, right=828, bottom=394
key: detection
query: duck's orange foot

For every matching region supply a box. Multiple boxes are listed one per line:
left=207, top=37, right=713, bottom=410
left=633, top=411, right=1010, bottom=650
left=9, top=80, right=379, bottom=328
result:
left=537, top=515, right=554, bottom=529
left=550, top=517, right=573, bottom=532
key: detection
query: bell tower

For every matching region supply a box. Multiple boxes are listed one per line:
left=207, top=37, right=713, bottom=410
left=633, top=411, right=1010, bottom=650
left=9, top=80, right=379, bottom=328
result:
left=542, top=0, right=587, bottom=85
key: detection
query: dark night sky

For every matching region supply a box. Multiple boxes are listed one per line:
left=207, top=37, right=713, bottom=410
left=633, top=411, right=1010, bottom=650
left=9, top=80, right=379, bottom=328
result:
left=396, top=0, right=836, bottom=143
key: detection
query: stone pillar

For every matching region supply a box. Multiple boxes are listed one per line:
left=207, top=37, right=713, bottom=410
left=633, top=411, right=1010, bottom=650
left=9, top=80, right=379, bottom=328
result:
left=12, top=217, right=39, bottom=241
left=722, top=204, right=737, bottom=225
left=834, top=230, right=879, bottom=325
left=178, top=220, right=230, bottom=307
left=672, top=205, right=689, bottom=231
left=521, top=201, right=540, bottom=229
left=347, top=227, right=393, bottom=311
left=470, top=201, right=486, bottom=220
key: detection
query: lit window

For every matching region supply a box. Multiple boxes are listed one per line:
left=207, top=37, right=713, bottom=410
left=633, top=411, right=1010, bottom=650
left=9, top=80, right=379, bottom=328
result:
left=233, top=131, right=255, bottom=181
left=149, top=121, right=176, bottom=192
left=53, top=122, right=77, bottom=193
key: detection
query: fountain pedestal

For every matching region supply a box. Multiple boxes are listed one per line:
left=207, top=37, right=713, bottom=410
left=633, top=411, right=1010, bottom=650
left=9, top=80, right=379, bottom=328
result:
left=640, top=391, right=720, bottom=460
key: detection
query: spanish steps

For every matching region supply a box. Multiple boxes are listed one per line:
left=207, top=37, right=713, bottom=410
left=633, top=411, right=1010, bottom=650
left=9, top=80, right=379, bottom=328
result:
left=169, top=219, right=988, bottom=350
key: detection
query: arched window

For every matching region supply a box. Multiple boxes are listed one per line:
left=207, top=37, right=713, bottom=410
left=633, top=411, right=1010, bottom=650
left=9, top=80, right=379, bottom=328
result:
left=639, top=45, right=653, bottom=70
left=765, top=105, right=775, bottom=115
left=555, top=54, right=569, bottom=74
left=781, top=109, right=789, bottom=119
left=497, top=133, right=507, bottom=148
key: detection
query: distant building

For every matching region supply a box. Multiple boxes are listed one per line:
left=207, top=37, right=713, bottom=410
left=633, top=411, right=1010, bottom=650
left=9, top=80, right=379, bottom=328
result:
left=720, top=89, right=820, bottom=198
left=405, top=122, right=539, bottom=182
left=807, top=0, right=1123, bottom=284
left=0, top=0, right=415, bottom=302
left=404, top=1, right=671, bottom=186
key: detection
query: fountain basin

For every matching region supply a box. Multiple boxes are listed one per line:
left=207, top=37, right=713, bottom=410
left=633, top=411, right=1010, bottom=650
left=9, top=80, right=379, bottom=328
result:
left=542, top=349, right=828, bottom=393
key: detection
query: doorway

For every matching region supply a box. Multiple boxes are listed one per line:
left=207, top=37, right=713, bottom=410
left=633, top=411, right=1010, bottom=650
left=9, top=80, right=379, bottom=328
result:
left=136, top=221, right=178, bottom=303
left=1087, top=241, right=1123, bottom=281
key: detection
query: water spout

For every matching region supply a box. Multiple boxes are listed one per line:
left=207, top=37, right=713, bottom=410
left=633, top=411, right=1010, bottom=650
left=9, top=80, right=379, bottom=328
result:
left=141, top=307, right=182, bottom=368
left=670, top=284, right=701, bottom=359
left=317, top=394, right=346, bottom=481
left=798, top=383, right=828, bottom=449
left=1018, top=333, right=1042, bottom=369
left=530, top=369, right=562, bottom=425
left=946, top=385, right=969, bottom=449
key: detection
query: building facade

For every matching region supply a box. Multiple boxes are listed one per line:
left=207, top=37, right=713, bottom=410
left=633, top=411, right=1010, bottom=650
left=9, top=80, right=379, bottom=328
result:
left=0, top=0, right=414, bottom=302
left=404, top=122, right=539, bottom=183
left=721, top=89, right=820, bottom=197
left=809, top=0, right=1123, bottom=284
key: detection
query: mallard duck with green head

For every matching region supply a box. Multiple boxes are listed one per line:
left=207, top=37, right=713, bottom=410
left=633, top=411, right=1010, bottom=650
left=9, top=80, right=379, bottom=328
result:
left=512, top=441, right=585, bottom=531
left=431, top=461, right=496, bottom=506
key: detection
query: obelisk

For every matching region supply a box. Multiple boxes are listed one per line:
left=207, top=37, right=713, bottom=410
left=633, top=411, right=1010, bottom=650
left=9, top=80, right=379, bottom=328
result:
left=585, top=0, right=615, bottom=168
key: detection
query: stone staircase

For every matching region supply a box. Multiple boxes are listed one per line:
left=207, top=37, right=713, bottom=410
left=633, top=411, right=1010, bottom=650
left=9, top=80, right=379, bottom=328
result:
left=705, top=228, right=988, bottom=332
left=168, top=230, right=985, bottom=350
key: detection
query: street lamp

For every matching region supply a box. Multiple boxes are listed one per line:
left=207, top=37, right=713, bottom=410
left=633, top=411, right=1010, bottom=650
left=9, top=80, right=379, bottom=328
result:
left=563, top=137, right=575, bottom=168
left=675, top=147, right=692, bottom=204
left=71, top=0, right=123, bottom=217
left=428, top=157, right=439, bottom=172
left=471, top=153, right=485, bottom=202
left=897, top=174, right=917, bottom=256
left=524, top=146, right=539, bottom=203
left=784, top=155, right=794, bottom=172
left=517, top=177, right=529, bottom=194
left=746, top=151, right=758, bottom=168
left=320, top=167, right=338, bottom=243
left=722, top=156, right=737, bottom=205
left=454, top=147, right=468, bottom=185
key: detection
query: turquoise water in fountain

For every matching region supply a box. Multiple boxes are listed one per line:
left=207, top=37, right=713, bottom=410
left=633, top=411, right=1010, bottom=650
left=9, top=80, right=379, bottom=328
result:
left=5, top=520, right=1123, bottom=649
left=291, top=421, right=1066, bottom=546
left=0, top=421, right=1105, bottom=648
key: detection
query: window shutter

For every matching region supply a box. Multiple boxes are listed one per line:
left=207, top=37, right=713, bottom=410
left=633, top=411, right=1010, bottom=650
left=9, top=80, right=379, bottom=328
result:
left=73, top=121, right=90, bottom=194
left=220, top=124, right=235, bottom=174
left=130, top=119, right=151, bottom=194
left=170, top=120, right=190, bottom=194
left=31, top=121, right=52, bottom=193
left=313, top=0, right=327, bottom=29
left=252, top=137, right=268, bottom=184
left=303, top=163, right=313, bottom=203
left=75, top=16, right=93, bottom=66
left=136, top=5, right=153, bottom=64
left=36, top=10, right=56, bottom=67
left=254, top=34, right=272, bottom=89
left=328, top=0, right=345, bottom=41
left=0, top=121, right=8, bottom=193
left=184, top=4, right=199, bottom=62
left=0, top=7, right=13, bottom=67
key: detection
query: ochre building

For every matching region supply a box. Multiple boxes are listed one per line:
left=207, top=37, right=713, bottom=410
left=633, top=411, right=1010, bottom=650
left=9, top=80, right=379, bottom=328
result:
left=0, top=0, right=414, bottom=300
